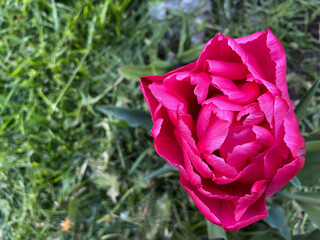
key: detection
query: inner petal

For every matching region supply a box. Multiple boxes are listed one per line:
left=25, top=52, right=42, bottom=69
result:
left=190, top=72, right=212, bottom=104
left=203, top=153, right=238, bottom=177
left=227, top=142, right=261, bottom=171
left=196, top=103, right=234, bottom=139
left=237, top=102, right=265, bottom=126
left=197, top=117, right=230, bottom=154
left=210, top=76, right=260, bottom=104
left=206, top=59, right=248, bottom=80
left=220, top=127, right=256, bottom=160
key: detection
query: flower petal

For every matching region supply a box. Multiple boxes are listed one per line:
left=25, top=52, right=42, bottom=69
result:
left=227, top=142, right=261, bottom=171
left=235, top=31, right=264, bottom=44
left=220, top=127, right=256, bottom=160
left=190, top=72, right=212, bottom=104
left=283, top=110, right=305, bottom=158
left=231, top=193, right=268, bottom=231
left=237, top=103, right=265, bottom=126
left=206, top=59, right=248, bottom=80
left=180, top=175, right=223, bottom=225
left=266, top=28, right=294, bottom=109
left=148, top=82, right=188, bottom=112
left=151, top=117, right=184, bottom=168
left=177, top=115, right=213, bottom=179
left=203, top=96, right=244, bottom=111
left=204, top=153, right=238, bottom=176
left=258, top=92, right=274, bottom=127
left=252, top=125, right=275, bottom=147
left=266, top=157, right=304, bottom=197
left=197, top=117, right=230, bottom=154
left=234, top=180, right=266, bottom=221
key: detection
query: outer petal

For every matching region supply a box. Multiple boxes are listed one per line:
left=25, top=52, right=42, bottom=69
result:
left=266, top=157, right=304, bottom=197
left=236, top=29, right=294, bottom=108
left=266, top=28, right=294, bottom=109
left=234, top=180, right=266, bottom=221
left=235, top=31, right=264, bottom=44
left=140, top=61, right=196, bottom=118
left=140, top=61, right=196, bottom=83
left=194, top=33, right=243, bottom=72
left=180, top=175, right=268, bottom=231
left=229, top=194, right=268, bottom=231
left=180, top=175, right=222, bottom=226
left=151, top=117, right=184, bottom=168
left=283, top=110, right=306, bottom=158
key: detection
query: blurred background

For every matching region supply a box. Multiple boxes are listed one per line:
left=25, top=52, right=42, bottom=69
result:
left=0, top=0, right=320, bottom=239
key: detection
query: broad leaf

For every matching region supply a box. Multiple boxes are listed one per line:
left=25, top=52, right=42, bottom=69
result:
left=97, top=106, right=153, bottom=132
left=294, top=79, right=319, bottom=122
left=263, top=204, right=291, bottom=240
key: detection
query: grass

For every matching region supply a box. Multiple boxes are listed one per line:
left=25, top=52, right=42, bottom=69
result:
left=0, top=0, right=319, bottom=239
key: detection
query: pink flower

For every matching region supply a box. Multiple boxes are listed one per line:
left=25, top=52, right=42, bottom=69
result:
left=140, top=29, right=305, bottom=231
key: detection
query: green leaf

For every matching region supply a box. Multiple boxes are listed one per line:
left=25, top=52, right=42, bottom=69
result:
left=97, top=106, right=152, bottom=132
left=177, top=44, right=204, bottom=63
left=178, top=17, right=191, bottom=56
left=263, top=204, right=291, bottom=240
left=206, top=220, right=228, bottom=240
left=118, top=60, right=171, bottom=81
left=68, top=197, right=79, bottom=219
left=294, top=79, right=320, bottom=122
left=297, top=151, right=320, bottom=185
left=128, top=148, right=151, bottom=175
left=306, top=140, right=320, bottom=152
left=290, top=176, right=302, bottom=190
left=140, top=163, right=178, bottom=182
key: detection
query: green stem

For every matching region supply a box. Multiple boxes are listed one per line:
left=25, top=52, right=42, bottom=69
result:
left=306, top=140, right=320, bottom=152
left=206, top=220, right=227, bottom=240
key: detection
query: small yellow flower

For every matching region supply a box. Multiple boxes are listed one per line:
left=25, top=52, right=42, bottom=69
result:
left=61, top=217, right=72, bottom=232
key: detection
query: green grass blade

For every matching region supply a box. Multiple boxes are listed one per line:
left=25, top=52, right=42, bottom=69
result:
left=140, top=163, right=178, bottom=183
left=294, top=79, right=320, bottom=122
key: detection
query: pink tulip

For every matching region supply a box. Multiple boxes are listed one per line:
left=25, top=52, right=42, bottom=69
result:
left=140, top=29, right=305, bottom=231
